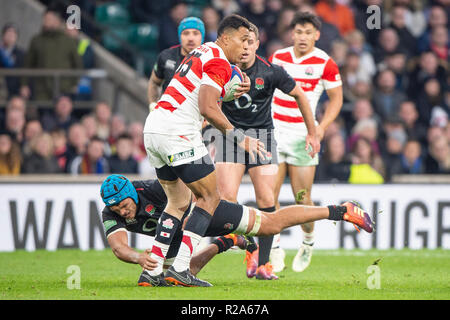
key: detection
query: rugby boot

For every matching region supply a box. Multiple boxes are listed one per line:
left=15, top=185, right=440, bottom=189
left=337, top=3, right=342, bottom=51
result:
left=138, top=270, right=171, bottom=287
left=255, top=262, right=279, bottom=280
left=165, top=266, right=212, bottom=287
left=342, top=201, right=375, bottom=233
left=244, top=247, right=259, bottom=278
left=292, top=243, right=313, bottom=272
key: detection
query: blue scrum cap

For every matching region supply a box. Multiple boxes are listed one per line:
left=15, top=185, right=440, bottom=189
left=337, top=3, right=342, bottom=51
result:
left=100, top=174, right=138, bottom=206
left=178, top=16, right=205, bottom=43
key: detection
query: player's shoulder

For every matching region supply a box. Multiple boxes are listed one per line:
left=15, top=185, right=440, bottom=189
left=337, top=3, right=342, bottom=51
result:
left=159, top=45, right=181, bottom=59
left=270, top=46, right=294, bottom=63
left=255, top=55, right=272, bottom=69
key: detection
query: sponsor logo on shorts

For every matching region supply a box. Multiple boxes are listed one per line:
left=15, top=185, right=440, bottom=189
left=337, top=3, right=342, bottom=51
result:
left=168, top=149, right=195, bottom=163
left=162, top=218, right=174, bottom=229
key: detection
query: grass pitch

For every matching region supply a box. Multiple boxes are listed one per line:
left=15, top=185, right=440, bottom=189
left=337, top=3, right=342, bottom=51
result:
left=0, top=249, right=449, bottom=300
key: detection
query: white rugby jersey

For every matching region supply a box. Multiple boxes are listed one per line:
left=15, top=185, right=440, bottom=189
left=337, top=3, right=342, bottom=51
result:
left=144, top=42, right=232, bottom=135
left=269, top=46, right=342, bottom=133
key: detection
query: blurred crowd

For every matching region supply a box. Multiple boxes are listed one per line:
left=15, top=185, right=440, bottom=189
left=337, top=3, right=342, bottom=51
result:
left=0, top=0, right=449, bottom=182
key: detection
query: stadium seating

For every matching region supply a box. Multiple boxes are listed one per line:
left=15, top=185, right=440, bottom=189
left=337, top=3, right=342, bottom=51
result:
left=128, top=24, right=159, bottom=50
left=95, top=3, right=131, bottom=26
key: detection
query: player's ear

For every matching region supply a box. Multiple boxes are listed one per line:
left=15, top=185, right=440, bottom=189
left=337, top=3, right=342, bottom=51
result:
left=256, top=40, right=260, bottom=51
left=315, top=30, right=321, bottom=41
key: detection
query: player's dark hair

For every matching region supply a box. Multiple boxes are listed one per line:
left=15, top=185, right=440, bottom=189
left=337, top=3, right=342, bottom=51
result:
left=290, top=11, right=322, bottom=31
left=217, top=14, right=251, bottom=37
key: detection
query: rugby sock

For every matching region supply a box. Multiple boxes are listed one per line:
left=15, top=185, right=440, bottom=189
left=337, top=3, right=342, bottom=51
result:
left=302, top=231, right=315, bottom=246
left=246, top=236, right=258, bottom=253
left=257, top=206, right=276, bottom=266
left=212, top=236, right=235, bottom=254
left=172, top=206, right=212, bottom=272
left=327, top=205, right=347, bottom=221
left=272, top=233, right=281, bottom=249
left=148, top=212, right=181, bottom=276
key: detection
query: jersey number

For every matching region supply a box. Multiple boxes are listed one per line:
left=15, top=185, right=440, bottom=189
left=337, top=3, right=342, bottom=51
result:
left=235, top=93, right=258, bottom=112
left=175, top=52, right=202, bottom=78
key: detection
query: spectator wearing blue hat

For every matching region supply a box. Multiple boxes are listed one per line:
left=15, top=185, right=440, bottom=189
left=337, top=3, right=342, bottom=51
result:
left=147, top=16, right=205, bottom=112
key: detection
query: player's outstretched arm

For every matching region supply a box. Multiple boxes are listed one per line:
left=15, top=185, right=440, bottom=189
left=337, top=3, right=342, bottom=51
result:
left=288, top=84, right=320, bottom=157
left=107, top=230, right=158, bottom=270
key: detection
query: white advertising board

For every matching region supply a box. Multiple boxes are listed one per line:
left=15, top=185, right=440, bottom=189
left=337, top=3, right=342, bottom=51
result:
left=0, top=183, right=449, bottom=251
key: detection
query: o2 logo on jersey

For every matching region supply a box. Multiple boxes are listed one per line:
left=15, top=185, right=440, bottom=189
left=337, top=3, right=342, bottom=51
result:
left=234, top=93, right=258, bottom=113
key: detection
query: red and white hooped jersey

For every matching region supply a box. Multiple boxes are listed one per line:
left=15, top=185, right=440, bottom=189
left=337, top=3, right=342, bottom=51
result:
left=269, top=46, right=342, bottom=134
left=144, top=42, right=232, bottom=135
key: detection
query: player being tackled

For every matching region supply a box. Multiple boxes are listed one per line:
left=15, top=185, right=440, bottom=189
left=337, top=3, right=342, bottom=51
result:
left=100, top=174, right=374, bottom=287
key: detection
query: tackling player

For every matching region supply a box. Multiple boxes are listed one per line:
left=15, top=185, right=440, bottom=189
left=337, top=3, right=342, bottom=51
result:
left=99, top=174, right=374, bottom=286
left=142, top=14, right=264, bottom=287
left=147, top=17, right=205, bottom=111
left=269, top=12, right=343, bottom=272
left=212, top=23, right=320, bottom=280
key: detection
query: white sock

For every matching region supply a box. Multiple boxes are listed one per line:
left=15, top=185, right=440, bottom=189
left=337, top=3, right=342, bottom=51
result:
left=171, top=230, right=202, bottom=272
left=146, top=241, right=169, bottom=276
left=303, top=231, right=314, bottom=246
left=272, top=233, right=281, bottom=249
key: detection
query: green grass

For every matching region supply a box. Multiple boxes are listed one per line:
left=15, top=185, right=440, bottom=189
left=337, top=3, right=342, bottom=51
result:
left=0, top=249, right=449, bottom=300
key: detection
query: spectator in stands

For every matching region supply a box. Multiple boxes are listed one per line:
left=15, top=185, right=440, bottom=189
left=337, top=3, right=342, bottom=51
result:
left=347, top=118, right=380, bottom=156
left=353, top=0, right=383, bottom=47
left=372, top=69, right=406, bottom=122
left=341, top=52, right=371, bottom=103
left=65, top=27, right=94, bottom=100
left=373, top=28, right=401, bottom=63
left=202, top=6, right=220, bottom=43
left=20, top=9, right=82, bottom=101
left=158, top=1, right=188, bottom=51
left=416, top=77, right=448, bottom=127
left=21, top=132, right=61, bottom=174
left=298, top=3, right=341, bottom=54
left=388, top=5, right=418, bottom=57
left=427, top=25, right=449, bottom=61
left=0, top=131, right=21, bottom=175
left=417, top=6, right=448, bottom=53
left=348, top=136, right=385, bottom=183
left=0, top=23, right=25, bottom=98
left=315, top=133, right=351, bottom=182
left=108, top=114, right=127, bottom=152
left=22, top=119, right=43, bottom=157
left=51, top=128, right=69, bottom=172
left=389, top=139, right=425, bottom=177
left=344, top=29, right=376, bottom=83
left=398, top=101, right=428, bottom=145
left=425, top=135, right=450, bottom=174
left=380, top=50, right=408, bottom=91
left=108, top=133, right=138, bottom=174
left=69, top=136, right=109, bottom=174
left=315, top=0, right=355, bottom=36
left=212, top=0, right=240, bottom=17
left=5, top=107, right=25, bottom=144
left=346, top=98, right=380, bottom=134
left=80, top=113, right=98, bottom=140
left=41, top=95, right=77, bottom=132
left=0, top=95, right=25, bottom=126
left=407, top=51, right=447, bottom=100
left=128, top=121, right=146, bottom=162
left=66, top=123, right=88, bottom=169
left=276, top=7, right=295, bottom=47
left=94, top=102, right=112, bottom=141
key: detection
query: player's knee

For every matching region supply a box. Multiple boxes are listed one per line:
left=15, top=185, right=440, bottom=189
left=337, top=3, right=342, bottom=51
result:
left=255, top=194, right=275, bottom=209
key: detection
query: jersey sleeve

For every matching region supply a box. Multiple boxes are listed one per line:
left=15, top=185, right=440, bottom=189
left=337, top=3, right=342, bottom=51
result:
left=201, top=58, right=232, bottom=94
left=102, top=209, right=126, bottom=238
left=153, top=52, right=165, bottom=79
left=322, top=58, right=342, bottom=90
left=273, top=64, right=297, bottom=94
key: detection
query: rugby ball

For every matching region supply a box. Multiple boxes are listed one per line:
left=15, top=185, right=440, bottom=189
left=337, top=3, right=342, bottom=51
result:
left=222, top=65, right=244, bottom=102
